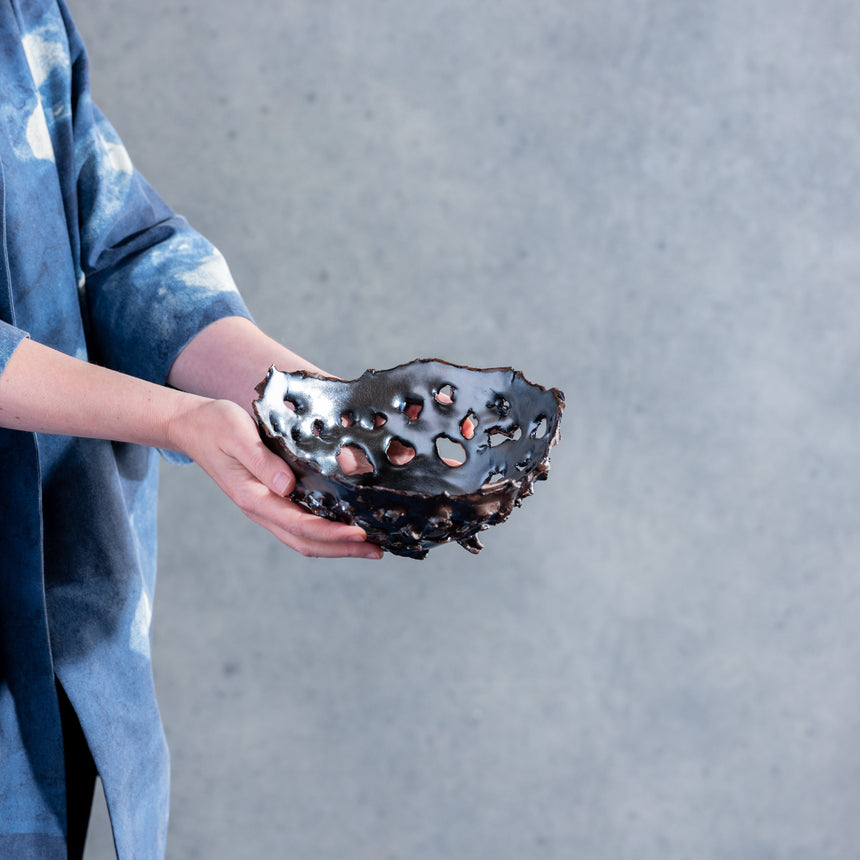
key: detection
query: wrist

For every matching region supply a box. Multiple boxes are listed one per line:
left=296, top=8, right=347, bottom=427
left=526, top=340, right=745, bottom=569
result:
left=161, top=389, right=215, bottom=457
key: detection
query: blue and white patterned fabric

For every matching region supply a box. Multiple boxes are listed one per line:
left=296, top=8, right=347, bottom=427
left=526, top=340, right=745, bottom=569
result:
left=0, top=1, right=252, bottom=855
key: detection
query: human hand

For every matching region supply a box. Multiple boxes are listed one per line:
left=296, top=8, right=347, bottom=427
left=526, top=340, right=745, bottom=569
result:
left=168, top=398, right=383, bottom=559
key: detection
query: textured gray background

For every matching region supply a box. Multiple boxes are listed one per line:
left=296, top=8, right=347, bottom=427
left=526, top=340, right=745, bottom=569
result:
left=69, top=1, right=860, bottom=858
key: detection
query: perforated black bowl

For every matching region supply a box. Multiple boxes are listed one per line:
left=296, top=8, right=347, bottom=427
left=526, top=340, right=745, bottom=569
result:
left=253, top=359, right=564, bottom=559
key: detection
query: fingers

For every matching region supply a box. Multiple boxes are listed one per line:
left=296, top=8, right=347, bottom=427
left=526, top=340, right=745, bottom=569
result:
left=222, top=444, right=382, bottom=558
left=267, top=524, right=384, bottom=560
left=245, top=497, right=383, bottom=559
left=241, top=434, right=382, bottom=557
left=185, top=399, right=384, bottom=559
left=230, top=426, right=296, bottom=499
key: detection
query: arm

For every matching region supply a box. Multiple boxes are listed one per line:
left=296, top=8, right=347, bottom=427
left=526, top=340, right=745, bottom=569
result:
left=1, top=9, right=377, bottom=558
left=0, top=336, right=382, bottom=560
left=166, top=315, right=327, bottom=413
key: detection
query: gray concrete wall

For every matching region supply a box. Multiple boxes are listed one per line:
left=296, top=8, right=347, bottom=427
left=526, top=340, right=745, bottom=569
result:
left=71, top=1, right=860, bottom=858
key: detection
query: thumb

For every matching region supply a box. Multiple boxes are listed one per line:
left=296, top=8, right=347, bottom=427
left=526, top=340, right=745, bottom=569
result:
left=269, top=463, right=295, bottom=497
left=234, top=425, right=295, bottom=497
left=223, top=403, right=296, bottom=497
left=252, top=443, right=295, bottom=497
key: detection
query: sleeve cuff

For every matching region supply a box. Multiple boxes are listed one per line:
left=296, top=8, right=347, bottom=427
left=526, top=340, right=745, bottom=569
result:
left=0, top=321, right=29, bottom=379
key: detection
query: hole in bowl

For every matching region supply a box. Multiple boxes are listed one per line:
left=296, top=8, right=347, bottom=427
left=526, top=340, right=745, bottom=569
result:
left=435, top=384, right=456, bottom=405
left=532, top=416, right=548, bottom=439
left=487, top=425, right=521, bottom=447
left=435, top=435, right=467, bottom=467
left=483, top=470, right=507, bottom=488
left=312, top=419, right=324, bottom=437
left=373, top=412, right=388, bottom=428
left=460, top=411, right=478, bottom=440
left=340, top=411, right=355, bottom=428
left=385, top=438, right=416, bottom=466
left=402, top=399, right=423, bottom=421
left=284, top=398, right=297, bottom=412
left=337, top=444, right=375, bottom=476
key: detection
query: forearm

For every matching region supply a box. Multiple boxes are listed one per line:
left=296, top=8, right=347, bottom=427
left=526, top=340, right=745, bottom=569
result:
left=0, top=337, right=206, bottom=450
left=167, top=316, right=327, bottom=413
left=0, top=318, right=316, bottom=439
left=0, top=329, right=380, bottom=558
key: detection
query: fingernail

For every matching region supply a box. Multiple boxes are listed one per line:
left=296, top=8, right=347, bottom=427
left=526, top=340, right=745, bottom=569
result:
left=348, top=531, right=368, bottom=542
left=364, top=548, right=384, bottom=560
left=272, top=472, right=290, bottom=496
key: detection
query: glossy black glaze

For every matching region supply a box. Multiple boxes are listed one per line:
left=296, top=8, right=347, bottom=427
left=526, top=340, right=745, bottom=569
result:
left=253, top=359, right=564, bottom=558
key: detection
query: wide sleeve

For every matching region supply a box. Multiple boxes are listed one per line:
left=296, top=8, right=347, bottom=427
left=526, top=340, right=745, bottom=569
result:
left=0, top=320, right=28, bottom=377
left=0, top=154, right=28, bottom=377
left=59, top=1, right=253, bottom=386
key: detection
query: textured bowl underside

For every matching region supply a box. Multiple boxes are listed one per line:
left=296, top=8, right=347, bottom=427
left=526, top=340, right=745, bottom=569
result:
left=253, top=359, right=564, bottom=558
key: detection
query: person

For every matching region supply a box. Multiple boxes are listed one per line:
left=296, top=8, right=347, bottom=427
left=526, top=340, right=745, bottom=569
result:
left=0, top=1, right=382, bottom=856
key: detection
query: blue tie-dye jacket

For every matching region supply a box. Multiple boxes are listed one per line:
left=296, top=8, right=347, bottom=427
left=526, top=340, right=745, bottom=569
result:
left=0, top=1, right=252, bottom=856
